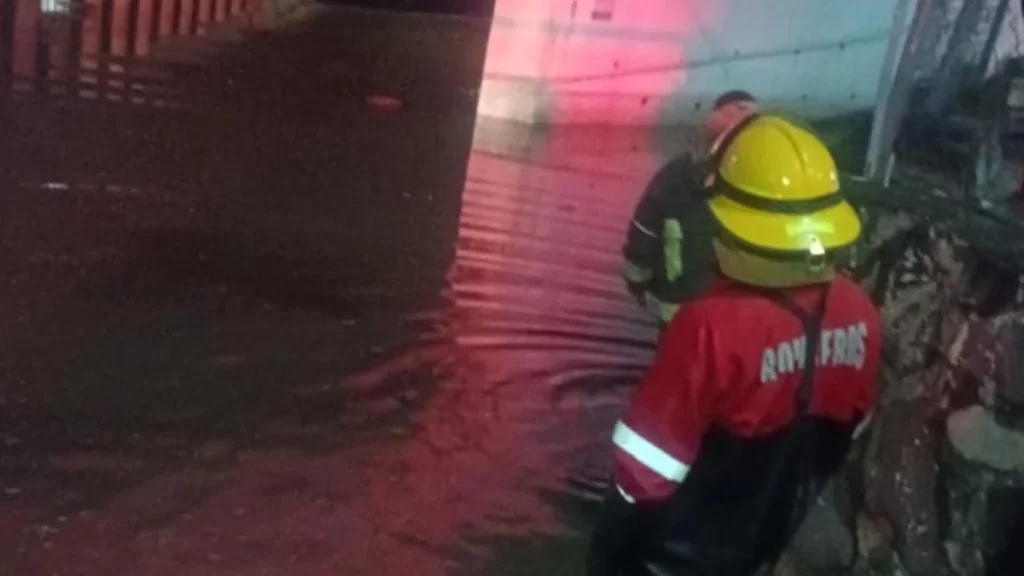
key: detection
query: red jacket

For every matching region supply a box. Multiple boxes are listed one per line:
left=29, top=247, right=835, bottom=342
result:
left=612, top=274, right=880, bottom=504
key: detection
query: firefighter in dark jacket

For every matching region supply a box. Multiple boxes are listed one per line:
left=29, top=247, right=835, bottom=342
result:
left=589, top=115, right=881, bottom=576
left=622, top=91, right=758, bottom=326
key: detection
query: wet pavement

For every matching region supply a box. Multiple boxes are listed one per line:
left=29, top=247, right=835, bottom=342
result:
left=0, top=4, right=664, bottom=575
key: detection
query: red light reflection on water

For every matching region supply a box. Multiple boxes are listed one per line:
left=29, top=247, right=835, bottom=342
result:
left=347, top=124, right=659, bottom=573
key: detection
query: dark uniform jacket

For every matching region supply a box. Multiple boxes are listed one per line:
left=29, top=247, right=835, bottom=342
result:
left=622, top=153, right=719, bottom=325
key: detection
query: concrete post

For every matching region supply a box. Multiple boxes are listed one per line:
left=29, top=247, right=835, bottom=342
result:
left=864, top=0, right=918, bottom=181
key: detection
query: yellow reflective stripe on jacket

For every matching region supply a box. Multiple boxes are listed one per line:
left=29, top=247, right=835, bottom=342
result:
left=623, top=259, right=653, bottom=283
left=663, top=218, right=684, bottom=282
left=645, top=292, right=680, bottom=324
left=658, top=301, right=680, bottom=324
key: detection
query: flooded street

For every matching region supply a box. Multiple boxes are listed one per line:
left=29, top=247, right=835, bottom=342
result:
left=0, top=4, right=662, bottom=574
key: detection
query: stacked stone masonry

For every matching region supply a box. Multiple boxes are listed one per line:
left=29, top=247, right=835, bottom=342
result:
left=780, top=183, right=1024, bottom=576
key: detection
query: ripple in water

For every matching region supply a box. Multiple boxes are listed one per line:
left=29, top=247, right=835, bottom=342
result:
left=342, top=131, right=664, bottom=573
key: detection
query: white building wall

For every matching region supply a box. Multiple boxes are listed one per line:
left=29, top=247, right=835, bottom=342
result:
left=479, top=0, right=901, bottom=125
left=989, top=0, right=1024, bottom=74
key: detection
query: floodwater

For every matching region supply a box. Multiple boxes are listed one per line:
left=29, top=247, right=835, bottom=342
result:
left=0, top=3, right=668, bottom=575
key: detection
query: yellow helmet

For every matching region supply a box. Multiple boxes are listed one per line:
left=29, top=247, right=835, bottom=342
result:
left=708, top=115, right=861, bottom=259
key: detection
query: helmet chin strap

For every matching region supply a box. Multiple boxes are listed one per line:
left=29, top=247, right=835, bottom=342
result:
left=713, top=238, right=834, bottom=289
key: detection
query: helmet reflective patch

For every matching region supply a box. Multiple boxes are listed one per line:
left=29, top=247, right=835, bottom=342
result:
left=785, top=217, right=835, bottom=238
left=807, top=236, right=826, bottom=272
left=808, top=237, right=825, bottom=257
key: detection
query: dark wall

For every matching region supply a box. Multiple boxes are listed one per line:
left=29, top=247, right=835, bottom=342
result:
left=316, top=0, right=495, bottom=17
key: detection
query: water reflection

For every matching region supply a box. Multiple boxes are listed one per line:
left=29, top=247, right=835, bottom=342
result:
left=335, top=118, right=665, bottom=573
left=0, top=4, right=665, bottom=574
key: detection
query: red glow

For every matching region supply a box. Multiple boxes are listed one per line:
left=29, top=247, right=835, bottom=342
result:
left=481, top=0, right=908, bottom=124
left=179, top=0, right=195, bottom=34
left=159, top=0, right=176, bottom=36
left=135, top=0, right=156, bottom=56
left=12, top=0, right=40, bottom=79
left=481, top=0, right=718, bottom=124
left=197, top=0, right=213, bottom=34
left=111, top=0, right=130, bottom=56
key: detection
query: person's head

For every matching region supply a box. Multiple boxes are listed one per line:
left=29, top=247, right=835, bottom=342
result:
left=705, top=115, right=861, bottom=288
left=700, top=90, right=758, bottom=156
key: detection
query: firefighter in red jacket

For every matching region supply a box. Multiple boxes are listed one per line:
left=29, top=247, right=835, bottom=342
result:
left=587, top=115, right=881, bottom=576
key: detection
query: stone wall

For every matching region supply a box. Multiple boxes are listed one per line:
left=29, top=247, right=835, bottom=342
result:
left=781, top=182, right=1024, bottom=576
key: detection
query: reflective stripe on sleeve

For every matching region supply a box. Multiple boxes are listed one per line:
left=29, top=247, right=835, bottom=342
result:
left=616, top=484, right=636, bottom=504
left=622, top=259, right=654, bottom=283
left=612, top=421, right=690, bottom=482
left=853, top=411, right=874, bottom=440
left=641, top=293, right=680, bottom=324
left=654, top=297, right=680, bottom=324
left=631, top=219, right=657, bottom=238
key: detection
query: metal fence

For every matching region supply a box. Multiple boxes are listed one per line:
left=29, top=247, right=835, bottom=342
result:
left=0, top=0, right=253, bottom=106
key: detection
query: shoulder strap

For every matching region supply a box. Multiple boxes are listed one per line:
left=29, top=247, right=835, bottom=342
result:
left=755, top=282, right=832, bottom=413
left=737, top=282, right=833, bottom=570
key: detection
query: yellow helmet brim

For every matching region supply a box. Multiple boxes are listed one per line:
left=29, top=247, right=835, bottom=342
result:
left=708, top=193, right=861, bottom=254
